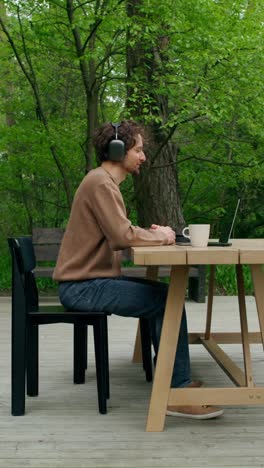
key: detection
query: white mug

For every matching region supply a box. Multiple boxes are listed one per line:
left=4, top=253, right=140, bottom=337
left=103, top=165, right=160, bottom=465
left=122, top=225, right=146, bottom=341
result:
left=182, top=224, right=210, bottom=247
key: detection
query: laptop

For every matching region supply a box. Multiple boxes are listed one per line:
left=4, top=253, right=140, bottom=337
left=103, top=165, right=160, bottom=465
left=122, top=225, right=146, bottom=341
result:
left=207, top=199, right=240, bottom=247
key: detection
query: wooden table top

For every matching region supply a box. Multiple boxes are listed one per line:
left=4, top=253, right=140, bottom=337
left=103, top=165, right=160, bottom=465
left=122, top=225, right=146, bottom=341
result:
left=131, top=239, right=264, bottom=266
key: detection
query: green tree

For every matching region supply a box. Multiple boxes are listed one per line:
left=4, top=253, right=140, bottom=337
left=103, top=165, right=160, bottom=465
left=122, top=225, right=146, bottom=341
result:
left=125, top=0, right=264, bottom=234
left=0, top=0, right=128, bottom=234
left=0, top=0, right=263, bottom=242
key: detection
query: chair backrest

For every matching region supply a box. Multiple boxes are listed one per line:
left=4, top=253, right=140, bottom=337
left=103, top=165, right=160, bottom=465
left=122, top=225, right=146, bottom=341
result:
left=8, top=237, right=39, bottom=313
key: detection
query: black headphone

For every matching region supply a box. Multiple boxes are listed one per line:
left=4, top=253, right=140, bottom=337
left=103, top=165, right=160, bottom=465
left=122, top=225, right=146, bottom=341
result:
left=107, top=123, right=125, bottom=161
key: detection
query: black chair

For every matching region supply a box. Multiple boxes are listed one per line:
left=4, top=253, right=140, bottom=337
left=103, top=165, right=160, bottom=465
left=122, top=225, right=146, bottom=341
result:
left=8, top=236, right=152, bottom=416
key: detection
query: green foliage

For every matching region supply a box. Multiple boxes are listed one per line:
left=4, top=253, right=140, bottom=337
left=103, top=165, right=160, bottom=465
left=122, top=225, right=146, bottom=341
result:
left=213, top=265, right=253, bottom=296
left=124, top=0, right=264, bottom=235
left=0, top=247, right=11, bottom=292
left=0, top=0, right=263, bottom=294
left=35, top=277, right=57, bottom=293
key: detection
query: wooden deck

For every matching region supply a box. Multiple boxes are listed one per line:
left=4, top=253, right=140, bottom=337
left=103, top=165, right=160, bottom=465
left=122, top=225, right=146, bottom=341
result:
left=1, top=295, right=264, bottom=467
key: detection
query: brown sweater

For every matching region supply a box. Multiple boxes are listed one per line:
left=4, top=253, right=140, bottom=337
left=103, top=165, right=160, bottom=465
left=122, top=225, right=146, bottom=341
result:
left=53, top=167, right=168, bottom=281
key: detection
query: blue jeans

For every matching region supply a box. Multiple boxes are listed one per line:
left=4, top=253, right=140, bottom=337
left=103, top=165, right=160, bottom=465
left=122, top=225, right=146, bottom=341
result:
left=58, top=276, right=191, bottom=388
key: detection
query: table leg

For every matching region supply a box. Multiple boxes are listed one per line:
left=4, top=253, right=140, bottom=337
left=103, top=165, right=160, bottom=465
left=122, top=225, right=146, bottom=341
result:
left=250, top=265, right=264, bottom=350
left=205, top=265, right=215, bottom=340
left=236, top=265, right=254, bottom=387
left=132, top=325, right=142, bottom=363
left=146, top=265, right=189, bottom=432
left=132, top=266, right=159, bottom=363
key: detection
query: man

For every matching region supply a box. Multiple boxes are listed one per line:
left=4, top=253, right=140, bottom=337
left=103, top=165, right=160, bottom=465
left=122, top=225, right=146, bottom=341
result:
left=53, top=120, right=223, bottom=419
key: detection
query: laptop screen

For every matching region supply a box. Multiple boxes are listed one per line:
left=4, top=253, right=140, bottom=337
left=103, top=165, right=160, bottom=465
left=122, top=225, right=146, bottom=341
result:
left=219, top=199, right=240, bottom=243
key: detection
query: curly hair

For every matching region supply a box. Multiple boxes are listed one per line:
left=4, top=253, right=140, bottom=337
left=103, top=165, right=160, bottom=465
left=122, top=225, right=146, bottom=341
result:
left=93, top=120, right=144, bottom=162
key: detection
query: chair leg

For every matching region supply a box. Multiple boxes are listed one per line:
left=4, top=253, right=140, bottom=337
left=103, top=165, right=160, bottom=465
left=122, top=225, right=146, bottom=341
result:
left=73, top=322, right=87, bottom=384
left=93, top=319, right=108, bottom=414
left=140, top=318, right=153, bottom=382
left=26, top=323, right=39, bottom=396
left=103, top=316, right=110, bottom=399
left=11, top=303, right=26, bottom=415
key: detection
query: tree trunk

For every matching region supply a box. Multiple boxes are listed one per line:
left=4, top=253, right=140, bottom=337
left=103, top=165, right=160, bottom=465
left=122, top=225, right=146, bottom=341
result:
left=133, top=125, right=185, bottom=232
left=126, top=0, right=185, bottom=232
left=66, top=0, right=99, bottom=173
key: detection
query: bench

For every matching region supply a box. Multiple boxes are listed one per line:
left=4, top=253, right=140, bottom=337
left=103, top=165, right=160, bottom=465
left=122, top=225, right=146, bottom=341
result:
left=32, top=228, right=206, bottom=302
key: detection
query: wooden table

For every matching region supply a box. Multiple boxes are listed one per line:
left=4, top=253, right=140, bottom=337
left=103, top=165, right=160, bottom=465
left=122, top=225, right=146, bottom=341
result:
left=131, top=239, right=264, bottom=432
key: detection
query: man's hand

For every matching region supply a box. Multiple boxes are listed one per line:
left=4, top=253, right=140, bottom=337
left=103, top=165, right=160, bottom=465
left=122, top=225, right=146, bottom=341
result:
left=150, top=224, right=175, bottom=244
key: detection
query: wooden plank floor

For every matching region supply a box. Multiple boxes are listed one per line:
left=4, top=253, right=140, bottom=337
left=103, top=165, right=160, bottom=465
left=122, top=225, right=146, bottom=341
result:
left=1, top=295, right=264, bottom=468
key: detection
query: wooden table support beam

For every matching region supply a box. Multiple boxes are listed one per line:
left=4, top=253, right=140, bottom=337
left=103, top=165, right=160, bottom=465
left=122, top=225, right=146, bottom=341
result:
left=188, top=331, right=262, bottom=344
left=168, top=387, right=264, bottom=406
left=200, top=337, right=245, bottom=387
